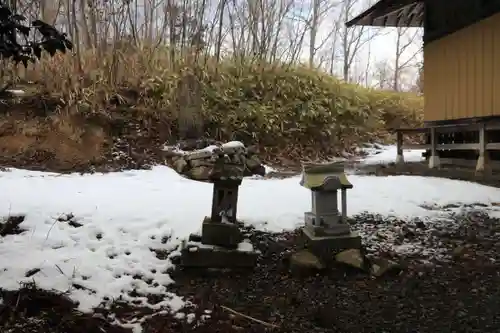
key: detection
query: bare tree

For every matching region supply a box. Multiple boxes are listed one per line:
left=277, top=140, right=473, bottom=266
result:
left=281, top=1, right=310, bottom=64
left=307, top=0, right=339, bottom=68
left=5, top=0, right=422, bottom=90
left=214, top=0, right=228, bottom=63
left=372, top=59, right=393, bottom=90
left=363, top=39, right=371, bottom=86
left=393, top=27, right=421, bottom=91
left=338, top=0, right=380, bottom=82
left=408, top=60, right=423, bottom=94
left=325, top=21, right=341, bottom=74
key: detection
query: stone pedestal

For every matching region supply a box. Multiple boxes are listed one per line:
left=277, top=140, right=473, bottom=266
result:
left=304, top=212, right=351, bottom=236
left=181, top=179, right=258, bottom=269
left=302, top=227, right=361, bottom=265
left=201, top=217, right=241, bottom=248
left=180, top=243, right=258, bottom=268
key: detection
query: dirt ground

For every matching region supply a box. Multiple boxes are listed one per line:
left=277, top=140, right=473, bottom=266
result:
left=0, top=95, right=179, bottom=173
left=353, top=161, right=500, bottom=188
left=3, top=214, right=500, bottom=333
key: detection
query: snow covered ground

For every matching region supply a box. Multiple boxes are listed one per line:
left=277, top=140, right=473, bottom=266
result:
left=0, top=144, right=499, bottom=328
left=358, top=143, right=425, bottom=164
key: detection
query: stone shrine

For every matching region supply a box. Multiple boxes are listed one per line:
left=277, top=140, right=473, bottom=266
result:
left=300, top=162, right=361, bottom=264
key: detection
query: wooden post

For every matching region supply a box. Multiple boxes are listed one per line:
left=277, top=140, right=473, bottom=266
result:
left=428, top=127, right=440, bottom=168
left=476, top=124, right=490, bottom=174
left=341, top=188, right=347, bottom=222
left=396, top=131, right=404, bottom=165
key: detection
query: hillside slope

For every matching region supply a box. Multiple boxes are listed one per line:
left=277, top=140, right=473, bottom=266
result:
left=0, top=57, right=423, bottom=173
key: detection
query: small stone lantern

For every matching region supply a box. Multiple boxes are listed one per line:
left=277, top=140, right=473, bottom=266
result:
left=300, top=162, right=361, bottom=263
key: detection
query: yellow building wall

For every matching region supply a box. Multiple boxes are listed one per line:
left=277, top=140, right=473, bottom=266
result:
left=424, top=12, right=500, bottom=122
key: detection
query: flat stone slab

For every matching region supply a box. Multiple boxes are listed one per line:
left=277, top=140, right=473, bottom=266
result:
left=335, top=249, right=402, bottom=277
left=289, top=249, right=325, bottom=276
left=304, top=221, right=351, bottom=236
left=335, top=249, right=370, bottom=271
left=302, top=227, right=362, bottom=265
left=370, top=258, right=401, bottom=277
left=180, top=241, right=259, bottom=268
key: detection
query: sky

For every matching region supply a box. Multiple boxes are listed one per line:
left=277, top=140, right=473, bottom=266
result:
left=347, top=27, right=423, bottom=88
left=299, top=0, right=423, bottom=88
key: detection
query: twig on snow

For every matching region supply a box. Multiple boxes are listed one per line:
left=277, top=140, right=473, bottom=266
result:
left=55, top=264, right=67, bottom=277
left=220, top=305, right=279, bottom=329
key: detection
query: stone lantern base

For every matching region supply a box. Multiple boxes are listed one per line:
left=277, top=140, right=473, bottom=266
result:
left=179, top=241, right=259, bottom=268
left=180, top=217, right=259, bottom=269
left=301, top=227, right=362, bottom=265
left=201, top=217, right=242, bottom=248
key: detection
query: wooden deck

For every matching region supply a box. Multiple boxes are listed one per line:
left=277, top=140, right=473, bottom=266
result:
left=392, top=119, right=500, bottom=173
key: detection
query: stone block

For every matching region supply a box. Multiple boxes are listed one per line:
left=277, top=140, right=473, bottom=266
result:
left=289, top=249, right=325, bottom=277
left=301, top=227, right=362, bottom=264
left=304, top=223, right=351, bottom=237
left=370, top=258, right=401, bottom=277
left=311, top=191, right=339, bottom=216
left=180, top=245, right=258, bottom=268
left=201, top=217, right=242, bottom=248
left=335, top=249, right=368, bottom=271
left=173, top=158, right=188, bottom=173
left=188, top=233, right=202, bottom=242
left=304, top=212, right=350, bottom=235
left=187, top=166, right=213, bottom=181
left=335, top=249, right=402, bottom=277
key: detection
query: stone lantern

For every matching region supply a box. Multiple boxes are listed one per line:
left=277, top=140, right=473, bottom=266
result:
left=300, top=162, right=361, bottom=264
left=178, top=142, right=259, bottom=269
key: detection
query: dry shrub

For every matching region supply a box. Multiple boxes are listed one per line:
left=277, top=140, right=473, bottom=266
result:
left=20, top=45, right=423, bottom=156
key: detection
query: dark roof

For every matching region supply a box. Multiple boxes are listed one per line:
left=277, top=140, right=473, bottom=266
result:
left=346, top=0, right=424, bottom=27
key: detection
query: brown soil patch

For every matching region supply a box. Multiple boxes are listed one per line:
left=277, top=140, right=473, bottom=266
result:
left=0, top=114, right=106, bottom=172
left=0, top=284, right=131, bottom=333
left=0, top=94, right=171, bottom=173
left=0, top=215, right=26, bottom=236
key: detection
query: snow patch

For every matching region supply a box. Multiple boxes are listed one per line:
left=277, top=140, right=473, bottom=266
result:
left=221, top=141, right=245, bottom=149
left=237, top=240, right=254, bottom=252
left=359, top=143, right=425, bottom=164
